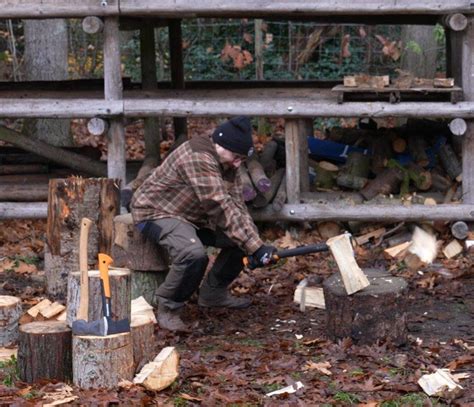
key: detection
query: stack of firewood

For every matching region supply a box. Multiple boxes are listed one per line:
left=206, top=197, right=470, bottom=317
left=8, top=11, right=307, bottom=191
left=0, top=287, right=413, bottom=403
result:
left=308, top=118, right=463, bottom=205
left=19, top=298, right=66, bottom=324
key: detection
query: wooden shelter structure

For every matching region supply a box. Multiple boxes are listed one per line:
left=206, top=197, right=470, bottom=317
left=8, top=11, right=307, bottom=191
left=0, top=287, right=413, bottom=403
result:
left=1, top=0, right=474, bottom=222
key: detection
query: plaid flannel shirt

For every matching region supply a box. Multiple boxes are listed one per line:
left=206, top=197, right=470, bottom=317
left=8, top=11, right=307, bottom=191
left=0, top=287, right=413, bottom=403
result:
left=131, top=134, right=263, bottom=255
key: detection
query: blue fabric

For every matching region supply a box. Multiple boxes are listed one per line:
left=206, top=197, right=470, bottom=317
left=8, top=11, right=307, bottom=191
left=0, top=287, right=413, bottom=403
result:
left=307, top=137, right=370, bottom=164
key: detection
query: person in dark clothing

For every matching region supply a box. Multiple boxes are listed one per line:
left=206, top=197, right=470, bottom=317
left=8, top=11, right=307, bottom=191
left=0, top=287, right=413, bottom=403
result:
left=131, top=117, right=277, bottom=331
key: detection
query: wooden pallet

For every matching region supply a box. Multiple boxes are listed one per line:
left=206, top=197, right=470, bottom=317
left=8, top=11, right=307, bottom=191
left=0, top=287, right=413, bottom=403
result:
left=332, top=85, right=463, bottom=104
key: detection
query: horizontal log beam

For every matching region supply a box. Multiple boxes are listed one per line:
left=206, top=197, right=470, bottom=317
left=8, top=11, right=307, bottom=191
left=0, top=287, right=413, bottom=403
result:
left=125, top=99, right=474, bottom=119
left=0, top=202, right=47, bottom=219
left=0, top=1, right=470, bottom=19
left=251, top=203, right=474, bottom=222
left=0, top=99, right=122, bottom=118
left=119, top=0, right=473, bottom=17
left=0, top=0, right=119, bottom=18
left=4, top=201, right=474, bottom=222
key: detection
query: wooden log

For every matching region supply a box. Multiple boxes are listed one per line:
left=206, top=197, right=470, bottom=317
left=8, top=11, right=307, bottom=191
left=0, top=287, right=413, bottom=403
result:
left=392, top=137, right=407, bottom=153
left=326, top=233, right=370, bottom=295
left=0, top=183, right=49, bottom=201
left=0, top=164, right=48, bottom=175
left=370, top=135, right=393, bottom=175
left=82, top=16, right=104, bottom=34
left=451, top=220, right=469, bottom=240
left=317, top=221, right=342, bottom=239
left=449, top=118, right=467, bottom=136
left=259, top=139, right=278, bottom=175
left=0, top=202, right=47, bottom=219
left=0, top=296, right=22, bottom=346
left=133, top=346, right=179, bottom=391
left=431, top=172, right=452, bottom=192
left=73, top=332, right=133, bottom=389
left=433, top=77, right=455, bottom=88
left=442, top=13, right=468, bottom=31
left=87, top=117, right=109, bottom=136
left=285, top=119, right=301, bottom=204
left=131, top=271, right=167, bottom=308
left=407, top=163, right=432, bottom=191
left=0, top=125, right=107, bottom=177
left=112, top=213, right=169, bottom=272
left=246, top=157, right=271, bottom=193
left=66, top=268, right=131, bottom=327
left=360, top=167, right=405, bottom=201
left=18, top=321, right=72, bottom=383
left=323, top=268, right=408, bottom=345
left=439, top=142, right=462, bottom=181
left=252, top=168, right=285, bottom=209
left=314, top=161, right=338, bottom=190
left=271, top=174, right=287, bottom=211
left=336, top=173, right=367, bottom=190
left=131, top=315, right=156, bottom=373
left=238, top=165, right=257, bottom=202
left=45, top=177, right=120, bottom=299
left=408, top=136, right=430, bottom=167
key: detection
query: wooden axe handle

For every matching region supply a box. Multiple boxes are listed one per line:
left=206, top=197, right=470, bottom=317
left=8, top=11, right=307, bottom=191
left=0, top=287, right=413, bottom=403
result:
left=98, top=253, right=113, bottom=298
left=77, top=217, right=93, bottom=321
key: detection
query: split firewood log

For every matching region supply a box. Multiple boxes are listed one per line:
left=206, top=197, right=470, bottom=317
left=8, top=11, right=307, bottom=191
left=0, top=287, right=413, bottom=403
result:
left=246, top=157, right=271, bottom=193
left=360, top=167, right=404, bottom=201
left=133, top=347, right=179, bottom=391
left=439, top=141, right=462, bottom=182
left=238, top=165, right=257, bottom=202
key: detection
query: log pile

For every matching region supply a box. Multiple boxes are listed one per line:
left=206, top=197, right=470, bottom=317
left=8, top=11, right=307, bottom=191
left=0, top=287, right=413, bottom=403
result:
left=306, top=118, right=464, bottom=205
left=19, top=298, right=66, bottom=325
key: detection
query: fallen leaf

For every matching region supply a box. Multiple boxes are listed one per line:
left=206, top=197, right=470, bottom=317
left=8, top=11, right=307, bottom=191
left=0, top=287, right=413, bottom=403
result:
left=304, top=361, right=332, bottom=375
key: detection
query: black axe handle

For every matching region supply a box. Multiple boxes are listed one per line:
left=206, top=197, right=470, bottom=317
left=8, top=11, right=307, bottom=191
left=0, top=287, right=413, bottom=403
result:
left=244, top=243, right=329, bottom=269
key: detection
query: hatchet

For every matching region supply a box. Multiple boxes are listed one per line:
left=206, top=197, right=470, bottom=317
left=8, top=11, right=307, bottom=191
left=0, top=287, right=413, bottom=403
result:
left=243, top=243, right=329, bottom=269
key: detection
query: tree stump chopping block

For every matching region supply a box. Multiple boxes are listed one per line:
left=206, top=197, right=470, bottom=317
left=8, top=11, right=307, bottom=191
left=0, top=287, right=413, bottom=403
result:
left=131, top=315, right=156, bottom=373
left=72, top=332, right=133, bottom=389
left=131, top=271, right=166, bottom=308
left=67, top=268, right=131, bottom=327
left=18, top=321, right=72, bottom=383
left=112, top=213, right=169, bottom=272
left=323, top=268, right=408, bottom=345
left=0, top=296, right=22, bottom=346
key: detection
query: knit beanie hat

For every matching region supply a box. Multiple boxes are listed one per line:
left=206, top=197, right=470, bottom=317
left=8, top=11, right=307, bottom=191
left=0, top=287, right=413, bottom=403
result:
left=212, top=116, right=254, bottom=157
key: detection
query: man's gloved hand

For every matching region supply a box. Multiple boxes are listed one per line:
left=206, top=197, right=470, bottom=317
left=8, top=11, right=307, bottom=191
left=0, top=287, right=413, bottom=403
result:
left=251, top=244, right=278, bottom=268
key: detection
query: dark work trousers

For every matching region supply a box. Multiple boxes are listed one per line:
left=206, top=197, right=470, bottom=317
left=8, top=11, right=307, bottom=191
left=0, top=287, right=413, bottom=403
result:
left=138, top=218, right=245, bottom=309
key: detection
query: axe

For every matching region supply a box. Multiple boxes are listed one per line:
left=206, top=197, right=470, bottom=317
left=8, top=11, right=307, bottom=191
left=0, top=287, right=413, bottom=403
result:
left=72, top=251, right=130, bottom=336
left=243, top=243, right=329, bottom=270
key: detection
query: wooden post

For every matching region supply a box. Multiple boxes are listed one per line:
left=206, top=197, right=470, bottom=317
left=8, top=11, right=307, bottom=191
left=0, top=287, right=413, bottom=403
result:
left=168, top=19, right=187, bottom=142
left=285, top=119, right=301, bottom=204
left=254, top=18, right=266, bottom=135
left=140, top=21, right=161, bottom=174
left=298, top=119, right=311, bottom=193
left=104, top=16, right=126, bottom=185
left=45, top=178, right=120, bottom=299
left=18, top=321, right=72, bottom=383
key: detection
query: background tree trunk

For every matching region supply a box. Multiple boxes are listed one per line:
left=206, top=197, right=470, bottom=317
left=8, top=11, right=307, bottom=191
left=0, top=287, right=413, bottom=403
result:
left=23, top=19, right=72, bottom=146
left=401, top=25, right=437, bottom=78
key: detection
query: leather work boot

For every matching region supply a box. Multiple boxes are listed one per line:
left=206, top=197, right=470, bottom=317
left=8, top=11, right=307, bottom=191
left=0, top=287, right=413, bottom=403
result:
left=198, top=280, right=251, bottom=309
left=157, top=303, right=190, bottom=332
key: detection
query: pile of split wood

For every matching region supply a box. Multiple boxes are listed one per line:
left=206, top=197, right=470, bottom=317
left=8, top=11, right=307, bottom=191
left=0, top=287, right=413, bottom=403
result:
left=307, top=118, right=464, bottom=205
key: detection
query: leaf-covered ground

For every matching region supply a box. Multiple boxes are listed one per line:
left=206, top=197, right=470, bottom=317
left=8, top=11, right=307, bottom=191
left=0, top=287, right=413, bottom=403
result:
left=0, top=220, right=473, bottom=406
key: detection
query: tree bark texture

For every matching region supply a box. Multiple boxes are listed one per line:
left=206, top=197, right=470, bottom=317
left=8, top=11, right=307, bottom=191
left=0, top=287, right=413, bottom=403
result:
left=131, top=316, right=156, bottom=373
left=323, top=268, right=408, bottom=345
left=0, top=296, right=22, bottom=346
left=131, top=271, right=167, bottom=308
left=66, top=268, right=131, bottom=327
left=18, top=321, right=72, bottom=383
left=72, top=332, right=133, bottom=389
left=45, top=178, right=120, bottom=299
left=112, top=213, right=169, bottom=271
left=24, top=18, right=71, bottom=146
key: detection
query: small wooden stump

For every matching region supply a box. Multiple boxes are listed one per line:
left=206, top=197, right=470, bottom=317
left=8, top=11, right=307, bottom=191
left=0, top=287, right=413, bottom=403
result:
left=323, top=268, right=408, bottom=345
left=0, top=296, right=22, bottom=346
left=73, top=332, right=133, bottom=389
left=67, top=268, right=131, bottom=327
left=18, top=321, right=72, bottom=383
left=112, top=213, right=169, bottom=272
left=131, top=315, right=156, bottom=373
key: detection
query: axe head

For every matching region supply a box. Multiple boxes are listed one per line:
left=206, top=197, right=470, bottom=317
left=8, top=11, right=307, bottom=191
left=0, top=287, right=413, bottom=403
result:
left=106, top=317, right=130, bottom=335
left=72, top=318, right=107, bottom=336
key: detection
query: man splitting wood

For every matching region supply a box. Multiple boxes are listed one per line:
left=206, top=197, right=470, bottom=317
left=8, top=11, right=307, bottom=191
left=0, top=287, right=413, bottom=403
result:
left=131, top=117, right=277, bottom=332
